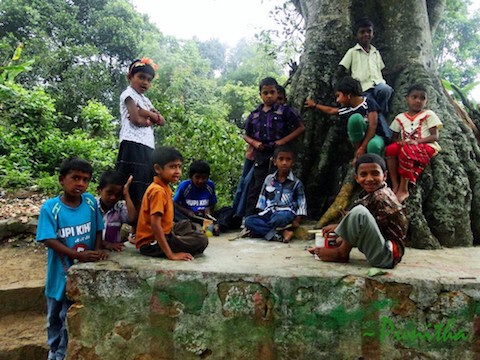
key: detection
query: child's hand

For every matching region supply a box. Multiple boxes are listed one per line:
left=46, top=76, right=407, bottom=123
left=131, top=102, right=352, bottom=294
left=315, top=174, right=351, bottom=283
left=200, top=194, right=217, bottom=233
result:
left=322, top=224, right=338, bottom=236
left=292, top=219, right=301, bottom=228
left=123, top=175, right=133, bottom=197
left=104, top=242, right=125, bottom=252
left=304, top=98, right=316, bottom=108
left=356, top=146, right=366, bottom=158
left=169, top=252, right=194, bottom=261
left=253, top=140, right=265, bottom=151
left=150, top=109, right=165, bottom=126
left=77, top=250, right=106, bottom=262
left=274, top=139, right=286, bottom=146
left=352, top=146, right=366, bottom=165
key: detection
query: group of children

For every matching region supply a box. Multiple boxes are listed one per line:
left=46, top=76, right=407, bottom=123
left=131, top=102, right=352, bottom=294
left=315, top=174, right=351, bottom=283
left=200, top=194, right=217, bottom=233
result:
left=36, top=18, right=443, bottom=360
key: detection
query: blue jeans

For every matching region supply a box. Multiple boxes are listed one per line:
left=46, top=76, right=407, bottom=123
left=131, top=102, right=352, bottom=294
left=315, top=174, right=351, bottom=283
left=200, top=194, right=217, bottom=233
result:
left=47, top=297, right=73, bottom=360
left=245, top=210, right=295, bottom=240
left=232, top=158, right=254, bottom=217
left=364, top=83, right=393, bottom=114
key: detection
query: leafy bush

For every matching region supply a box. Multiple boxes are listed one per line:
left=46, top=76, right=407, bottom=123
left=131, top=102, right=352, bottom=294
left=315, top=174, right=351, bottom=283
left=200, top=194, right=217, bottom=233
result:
left=0, top=82, right=117, bottom=192
left=162, top=115, right=245, bottom=206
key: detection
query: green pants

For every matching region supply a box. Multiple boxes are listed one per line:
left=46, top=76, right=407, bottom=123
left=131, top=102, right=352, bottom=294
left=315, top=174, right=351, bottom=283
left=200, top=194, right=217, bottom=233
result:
left=335, top=205, right=394, bottom=268
left=347, top=113, right=385, bottom=155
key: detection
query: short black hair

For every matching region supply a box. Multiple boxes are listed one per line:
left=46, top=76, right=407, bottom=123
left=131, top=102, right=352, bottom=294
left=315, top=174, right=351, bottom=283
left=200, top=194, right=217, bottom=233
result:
left=274, top=145, right=296, bottom=159
left=259, top=77, right=278, bottom=92
left=277, top=85, right=286, bottom=97
left=98, top=169, right=127, bottom=189
left=354, top=153, right=386, bottom=174
left=151, top=146, right=183, bottom=168
left=128, top=58, right=155, bottom=79
left=189, top=160, right=210, bottom=178
left=406, top=84, right=428, bottom=96
left=355, top=18, right=374, bottom=32
left=336, top=76, right=362, bottom=97
left=59, top=157, right=93, bottom=177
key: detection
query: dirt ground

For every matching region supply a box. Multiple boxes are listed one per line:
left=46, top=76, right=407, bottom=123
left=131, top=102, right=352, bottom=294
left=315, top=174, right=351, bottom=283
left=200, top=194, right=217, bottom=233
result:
left=0, top=238, right=47, bottom=288
left=0, top=191, right=48, bottom=287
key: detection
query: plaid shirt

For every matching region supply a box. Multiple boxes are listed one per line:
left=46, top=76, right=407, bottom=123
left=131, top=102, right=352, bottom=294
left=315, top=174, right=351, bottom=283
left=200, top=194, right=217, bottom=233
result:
left=355, top=184, right=408, bottom=262
left=257, top=171, right=307, bottom=216
left=244, top=103, right=302, bottom=149
left=97, top=198, right=129, bottom=244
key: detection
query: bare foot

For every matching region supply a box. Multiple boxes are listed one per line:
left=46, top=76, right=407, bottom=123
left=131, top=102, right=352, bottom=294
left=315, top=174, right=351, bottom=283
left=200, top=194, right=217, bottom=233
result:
left=282, top=229, right=294, bottom=243
left=314, top=246, right=350, bottom=263
left=395, top=190, right=409, bottom=203
left=128, top=233, right=136, bottom=245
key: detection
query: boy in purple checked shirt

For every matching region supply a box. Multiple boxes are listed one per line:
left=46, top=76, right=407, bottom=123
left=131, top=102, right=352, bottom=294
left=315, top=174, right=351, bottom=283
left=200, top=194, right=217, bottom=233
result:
left=243, top=77, right=305, bottom=216
left=97, top=169, right=137, bottom=251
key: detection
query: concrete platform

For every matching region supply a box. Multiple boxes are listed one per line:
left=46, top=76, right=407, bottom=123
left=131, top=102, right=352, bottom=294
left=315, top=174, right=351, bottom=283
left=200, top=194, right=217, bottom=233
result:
left=67, top=233, right=480, bottom=360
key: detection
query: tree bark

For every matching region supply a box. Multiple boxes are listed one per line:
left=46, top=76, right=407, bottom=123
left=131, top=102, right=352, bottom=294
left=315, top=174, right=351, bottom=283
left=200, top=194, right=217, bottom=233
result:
left=289, top=0, right=480, bottom=248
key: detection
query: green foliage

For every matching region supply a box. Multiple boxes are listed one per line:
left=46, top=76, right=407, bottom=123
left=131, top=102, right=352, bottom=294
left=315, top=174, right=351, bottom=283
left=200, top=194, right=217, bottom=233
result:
left=80, top=100, right=115, bottom=137
left=433, top=0, right=480, bottom=88
left=162, top=115, right=245, bottom=207
left=220, top=82, right=259, bottom=126
left=0, top=0, right=159, bottom=123
left=220, top=39, right=286, bottom=124
left=195, top=38, right=227, bottom=72
left=0, top=74, right=116, bottom=192
left=0, top=1, right=289, bottom=205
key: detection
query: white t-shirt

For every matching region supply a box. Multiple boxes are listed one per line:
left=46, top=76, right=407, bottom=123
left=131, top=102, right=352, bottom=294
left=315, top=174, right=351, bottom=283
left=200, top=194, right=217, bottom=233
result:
left=119, top=86, right=155, bottom=149
left=390, top=110, right=443, bottom=152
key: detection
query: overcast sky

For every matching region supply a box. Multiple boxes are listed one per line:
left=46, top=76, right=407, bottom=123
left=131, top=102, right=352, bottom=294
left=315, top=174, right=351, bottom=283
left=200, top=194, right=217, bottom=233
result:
left=130, top=0, right=283, bottom=47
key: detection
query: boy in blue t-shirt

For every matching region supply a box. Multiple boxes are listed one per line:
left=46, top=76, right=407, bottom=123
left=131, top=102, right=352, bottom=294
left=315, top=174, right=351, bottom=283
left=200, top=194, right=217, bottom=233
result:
left=174, top=160, right=218, bottom=233
left=36, top=157, right=107, bottom=360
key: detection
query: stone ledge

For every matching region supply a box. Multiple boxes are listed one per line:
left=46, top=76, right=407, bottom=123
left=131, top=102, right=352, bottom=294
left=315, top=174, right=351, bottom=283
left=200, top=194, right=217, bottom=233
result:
left=0, top=282, right=46, bottom=317
left=66, top=235, right=480, bottom=360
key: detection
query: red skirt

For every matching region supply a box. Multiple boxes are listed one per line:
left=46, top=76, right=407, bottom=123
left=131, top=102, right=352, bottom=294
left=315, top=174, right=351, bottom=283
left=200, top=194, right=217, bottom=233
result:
left=385, top=142, right=436, bottom=183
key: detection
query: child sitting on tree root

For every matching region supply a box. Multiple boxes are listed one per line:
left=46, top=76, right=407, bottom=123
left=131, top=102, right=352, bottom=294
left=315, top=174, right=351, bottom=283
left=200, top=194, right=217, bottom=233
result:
left=309, top=154, right=408, bottom=269
left=385, top=84, right=442, bottom=203
left=305, top=76, right=390, bottom=164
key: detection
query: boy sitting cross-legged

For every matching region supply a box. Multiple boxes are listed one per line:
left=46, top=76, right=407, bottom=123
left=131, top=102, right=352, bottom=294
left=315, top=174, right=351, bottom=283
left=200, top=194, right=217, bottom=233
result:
left=245, top=145, right=307, bottom=243
left=309, top=154, right=408, bottom=269
left=136, top=146, right=208, bottom=260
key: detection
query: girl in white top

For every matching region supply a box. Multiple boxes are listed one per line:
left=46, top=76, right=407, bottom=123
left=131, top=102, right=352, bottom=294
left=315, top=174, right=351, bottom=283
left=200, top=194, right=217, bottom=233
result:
left=385, top=84, right=442, bottom=203
left=116, top=58, right=165, bottom=211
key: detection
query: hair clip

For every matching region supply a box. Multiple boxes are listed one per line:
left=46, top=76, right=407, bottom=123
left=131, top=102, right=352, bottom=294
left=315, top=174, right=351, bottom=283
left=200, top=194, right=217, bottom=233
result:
left=140, top=57, right=158, bottom=71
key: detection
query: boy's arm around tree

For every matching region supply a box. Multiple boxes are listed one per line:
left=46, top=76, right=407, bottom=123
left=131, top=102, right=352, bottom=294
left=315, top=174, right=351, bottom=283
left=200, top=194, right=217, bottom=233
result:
left=304, top=99, right=339, bottom=115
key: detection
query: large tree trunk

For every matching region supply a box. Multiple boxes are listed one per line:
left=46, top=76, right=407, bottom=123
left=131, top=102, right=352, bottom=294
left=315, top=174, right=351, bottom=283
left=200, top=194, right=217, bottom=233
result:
left=289, top=0, right=480, bottom=248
